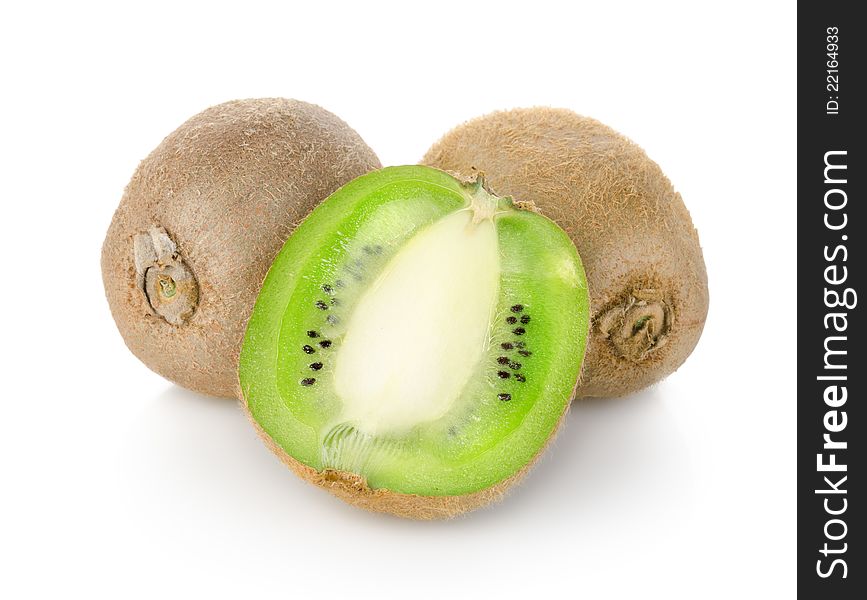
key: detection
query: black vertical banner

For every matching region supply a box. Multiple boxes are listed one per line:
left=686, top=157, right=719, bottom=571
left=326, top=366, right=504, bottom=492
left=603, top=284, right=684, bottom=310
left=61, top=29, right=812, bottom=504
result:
left=798, top=2, right=864, bottom=597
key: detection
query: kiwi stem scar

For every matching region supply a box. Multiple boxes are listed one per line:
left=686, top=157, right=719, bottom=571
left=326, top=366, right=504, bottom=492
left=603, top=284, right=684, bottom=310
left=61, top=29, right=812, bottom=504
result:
left=597, top=290, right=672, bottom=362
left=133, top=226, right=199, bottom=325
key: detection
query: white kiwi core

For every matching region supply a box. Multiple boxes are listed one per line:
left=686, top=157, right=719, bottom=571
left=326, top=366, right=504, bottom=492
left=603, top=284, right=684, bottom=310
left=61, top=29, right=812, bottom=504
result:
left=333, top=208, right=500, bottom=436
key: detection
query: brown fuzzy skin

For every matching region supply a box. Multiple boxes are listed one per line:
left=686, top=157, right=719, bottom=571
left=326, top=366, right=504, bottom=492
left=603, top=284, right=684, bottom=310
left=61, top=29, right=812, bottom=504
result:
left=240, top=396, right=568, bottom=520
left=423, top=108, right=708, bottom=398
left=102, top=99, right=381, bottom=398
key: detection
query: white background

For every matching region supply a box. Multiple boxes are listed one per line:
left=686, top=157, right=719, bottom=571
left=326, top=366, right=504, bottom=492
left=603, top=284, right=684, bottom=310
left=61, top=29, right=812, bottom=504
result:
left=0, top=1, right=796, bottom=598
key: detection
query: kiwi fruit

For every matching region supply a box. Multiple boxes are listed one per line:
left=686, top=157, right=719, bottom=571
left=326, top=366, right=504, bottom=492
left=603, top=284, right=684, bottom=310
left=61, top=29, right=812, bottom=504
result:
left=239, top=165, right=589, bottom=519
left=422, top=108, right=708, bottom=398
left=102, top=98, right=381, bottom=398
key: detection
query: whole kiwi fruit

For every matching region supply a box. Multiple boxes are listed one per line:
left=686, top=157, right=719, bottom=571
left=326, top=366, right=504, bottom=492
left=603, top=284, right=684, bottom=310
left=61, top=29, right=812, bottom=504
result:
left=102, top=98, right=381, bottom=398
left=423, top=108, right=708, bottom=398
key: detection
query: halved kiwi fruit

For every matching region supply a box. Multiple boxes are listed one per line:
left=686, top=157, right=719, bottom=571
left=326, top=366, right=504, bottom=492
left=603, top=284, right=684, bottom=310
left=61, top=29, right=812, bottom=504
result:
left=423, top=108, right=709, bottom=398
left=239, top=165, right=589, bottom=519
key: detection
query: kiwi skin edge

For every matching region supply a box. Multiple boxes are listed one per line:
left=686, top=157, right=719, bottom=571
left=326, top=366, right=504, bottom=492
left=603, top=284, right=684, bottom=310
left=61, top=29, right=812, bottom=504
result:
left=240, top=390, right=571, bottom=520
left=423, top=108, right=709, bottom=398
left=101, top=98, right=381, bottom=398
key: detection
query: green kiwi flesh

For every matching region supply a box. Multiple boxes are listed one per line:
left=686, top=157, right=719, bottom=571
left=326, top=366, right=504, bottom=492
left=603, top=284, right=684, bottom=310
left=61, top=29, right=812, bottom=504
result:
left=239, top=166, right=588, bottom=514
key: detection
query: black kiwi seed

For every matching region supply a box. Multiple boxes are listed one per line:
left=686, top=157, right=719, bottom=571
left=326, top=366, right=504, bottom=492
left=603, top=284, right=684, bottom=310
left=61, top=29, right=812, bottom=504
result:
left=515, top=374, right=526, bottom=382
left=520, top=315, right=531, bottom=324
left=310, top=362, right=323, bottom=371
left=302, top=345, right=315, bottom=354
left=318, top=340, right=332, bottom=349
left=518, top=349, right=531, bottom=357
left=330, top=298, right=340, bottom=306
left=497, top=371, right=510, bottom=379
left=509, top=362, right=522, bottom=370
left=506, top=316, right=517, bottom=324
left=497, top=356, right=510, bottom=365
left=326, top=314, right=340, bottom=325
left=315, top=300, right=329, bottom=310
left=513, top=327, right=526, bottom=335
left=322, top=284, right=333, bottom=295
left=501, top=342, right=514, bottom=350
left=300, top=378, right=316, bottom=386
left=498, top=393, right=512, bottom=402
left=307, top=330, right=319, bottom=338
left=511, top=304, right=524, bottom=313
